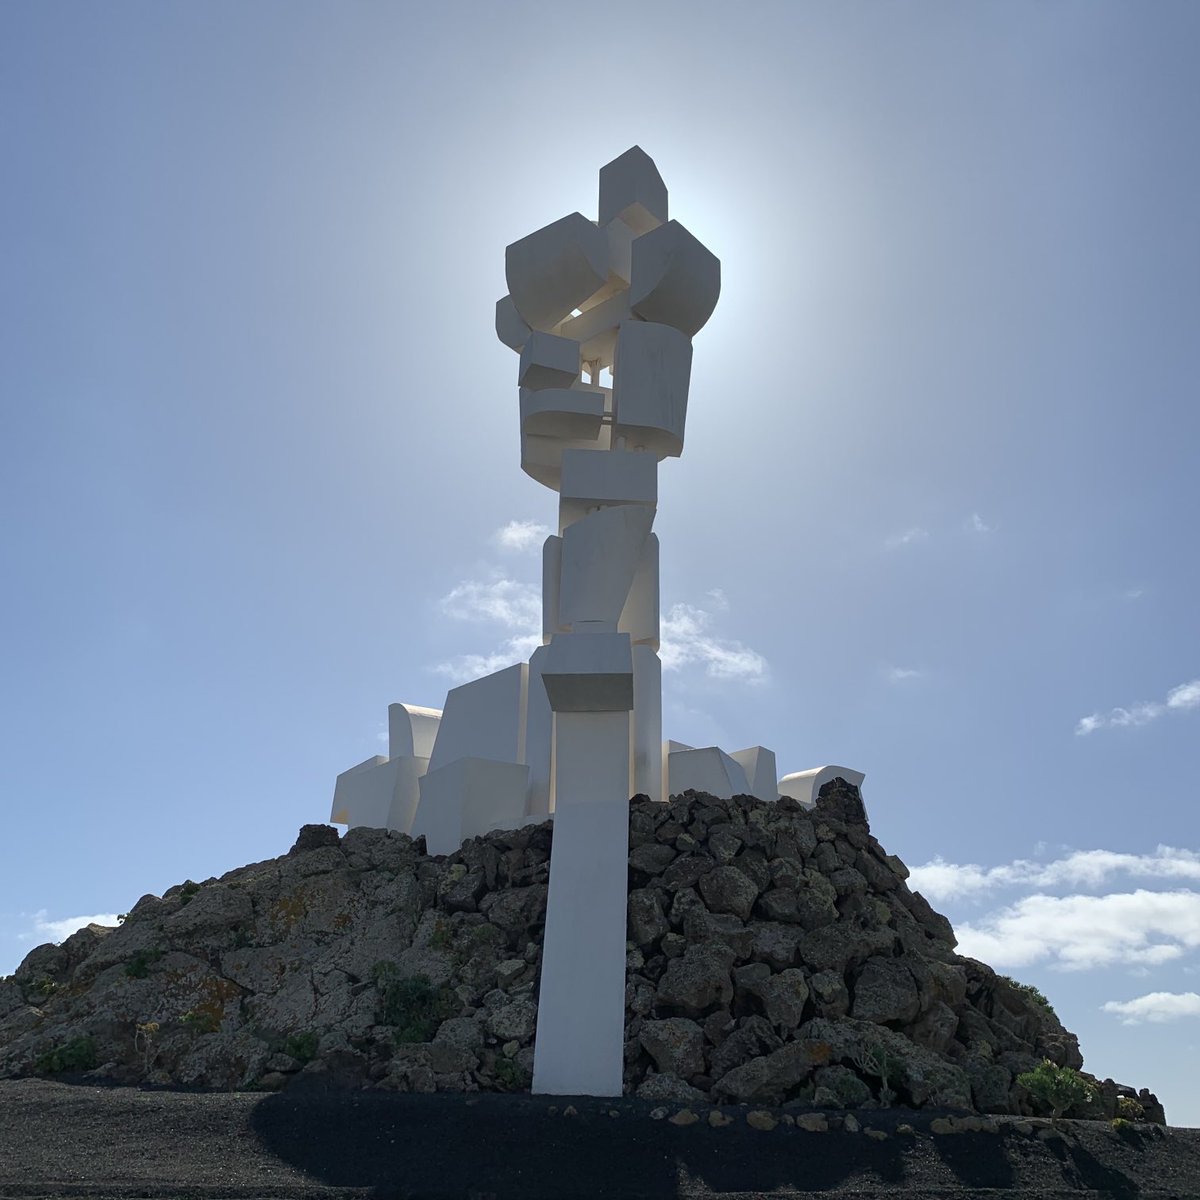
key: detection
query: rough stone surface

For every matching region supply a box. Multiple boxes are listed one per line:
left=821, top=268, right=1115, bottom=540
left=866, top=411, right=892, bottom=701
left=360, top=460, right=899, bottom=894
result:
left=0, top=779, right=1164, bottom=1120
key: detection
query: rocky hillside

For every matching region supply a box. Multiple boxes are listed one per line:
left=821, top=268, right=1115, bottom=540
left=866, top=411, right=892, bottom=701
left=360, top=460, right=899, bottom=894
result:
left=0, top=781, right=1165, bottom=1121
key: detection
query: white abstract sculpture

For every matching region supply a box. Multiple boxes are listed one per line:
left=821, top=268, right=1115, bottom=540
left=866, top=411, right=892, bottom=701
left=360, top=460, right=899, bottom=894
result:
left=329, top=146, right=866, bottom=1098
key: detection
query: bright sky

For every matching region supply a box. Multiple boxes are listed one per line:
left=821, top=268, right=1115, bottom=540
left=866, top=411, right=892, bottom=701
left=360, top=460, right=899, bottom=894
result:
left=2, top=2, right=1197, bottom=1125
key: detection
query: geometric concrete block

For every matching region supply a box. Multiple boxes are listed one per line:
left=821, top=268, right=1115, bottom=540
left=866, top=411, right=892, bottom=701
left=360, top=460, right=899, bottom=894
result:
left=506, top=212, right=610, bottom=332
left=558, top=504, right=655, bottom=630
left=385, top=754, right=432, bottom=836
left=542, top=533, right=563, bottom=642
left=629, top=220, right=720, bottom=338
left=520, top=428, right=612, bottom=492
left=612, top=320, right=693, bottom=459
left=525, top=643, right=554, bottom=818
left=540, top=631, right=634, bottom=713
left=558, top=447, right=657, bottom=530
left=519, top=331, right=581, bottom=391
left=667, top=745, right=750, bottom=800
left=427, top=663, right=528, bottom=773
left=520, top=386, right=606, bottom=441
left=413, top=757, right=532, bottom=857
left=618, top=532, right=660, bottom=648
left=495, top=294, right=531, bottom=352
left=777, top=765, right=866, bottom=812
left=331, top=756, right=400, bottom=829
left=554, top=291, right=630, bottom=369
left=598, top=145, right=668, bottom=234
left=730, top=746, right=778, bottom=803
left=632, top=645, right=663, bottom=803
left=388, top=703, right=442, bottom=761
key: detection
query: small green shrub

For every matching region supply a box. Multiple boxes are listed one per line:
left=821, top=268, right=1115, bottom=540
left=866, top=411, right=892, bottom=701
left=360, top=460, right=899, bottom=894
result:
left=124, top=949, right=164, bottom=979
left=1002, top=976, right=1056, bottom=1018
left=180, top=1009, right=220, bottom=1034
left=1116, top=1095, right=1145, bottom=1121
left=35, top=1036, right=98, bottom=1075
left=378, top=973, right=456, bottom=1042
left=284, top=1031, right=319, bottom=1064
left=31, top=978, right=60, bottom=997
left=1017, top=1059, right=1094, bottom=1118
left=493, top=1056, right=530, bottom=1092
left=178, top=882, right=201, bottom=906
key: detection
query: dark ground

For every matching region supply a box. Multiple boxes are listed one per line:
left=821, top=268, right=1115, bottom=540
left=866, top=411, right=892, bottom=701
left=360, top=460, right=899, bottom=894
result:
left=0, top=1080, right=1197, bottom=1199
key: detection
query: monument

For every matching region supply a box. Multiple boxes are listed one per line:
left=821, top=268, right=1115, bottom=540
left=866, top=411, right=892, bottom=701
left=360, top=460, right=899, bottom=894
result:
left=330, top=147, right=864, bottom=1095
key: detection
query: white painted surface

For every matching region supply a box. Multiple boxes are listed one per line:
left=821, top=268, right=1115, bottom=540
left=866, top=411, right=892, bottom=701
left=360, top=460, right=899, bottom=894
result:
left=506, top=212, right=609, bottom=332
left=524, top=644, right=554, bottom=818
left=558, top=447, right=657, bottom=529
left=330, top=756, right=393, bottom=827
left=629, top=219, right=721, bottom=337
left=532, top=709, right=631, bottom=1096
left=558, top=504, right=655, bottom=630
left=520, top=386, right=605, bottom=440
left=427, top=663, right=528, bottom=773
left=612, top=320, right=693, bottom=459
left=495, top=294, right=531, bottom=351
left=731, top=745, right=779, bottom=803
left=519, top=331, right=581, bottom=391
left=618, top=532, right=660, bottom=648
left=413, top=757, right=531, bottom=856
left=667, top=745, right=750, bottom=799
left=388, top=703, right=442, bottom=761
left=777, top=765, right=867, bottom=810
left=540, top=631, right=634, bottom=712
left=632, top=645, right=663, bottom=802
left=384, top=755, right=431, bottom=835
left=599, top=145, right=668, bottom=234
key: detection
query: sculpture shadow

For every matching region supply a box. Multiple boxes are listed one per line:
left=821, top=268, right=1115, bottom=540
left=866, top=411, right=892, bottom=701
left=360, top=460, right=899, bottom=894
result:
left=249, top=1091, right=923, bottom=1199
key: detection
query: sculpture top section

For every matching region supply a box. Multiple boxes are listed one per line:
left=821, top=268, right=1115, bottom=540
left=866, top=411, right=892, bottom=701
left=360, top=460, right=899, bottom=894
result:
left=495, top=147, right=721, bottom=490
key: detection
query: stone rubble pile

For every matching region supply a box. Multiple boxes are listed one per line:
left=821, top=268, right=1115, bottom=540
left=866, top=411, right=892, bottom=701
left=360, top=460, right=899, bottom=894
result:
left=0, top=781, right=1165, bottom=1121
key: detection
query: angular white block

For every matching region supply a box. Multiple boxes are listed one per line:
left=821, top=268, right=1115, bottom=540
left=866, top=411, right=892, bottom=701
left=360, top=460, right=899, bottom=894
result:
left=555, top=290, right=630, bottom=368
left=520, top=386, right=605, bottom=441
left=777, top=765, right=866, bottom=811
left=413, top=757, right=532, bottom=856
left=605, top=217, right=636, bottom=286
left=384, top=755, right=432, bottom=836
left=629, top=220, right=721, bottom=337
left=599, top=145, right=668, bottom=234
left=331, top=756, right=399, bottom=829
left=521, top=427, right=611, bottom=492
left=428, top=663, right=528, bottom=773
left=667, top=745, right=750, bottom=799
left=388, top=703, right=442, bottom=761
left=519, top=331, right=581, bottom=391
left=632, top=645, right=663, bottom=803
left=533, top=710, right=631, bottom=1096
left=506, top=212, right=609, bottom=332
left=618, top=532, right=660, bottom=648
left=730, top=746, right=779, bottom=803
left=558, top=504, right=655, bottom=630
left=495, top=294, right=531, bottom=352
left=542, top=533, right=563, bottom=642
left=525, top=643, right=554, bottom=818
left=558, top=447, right=657, bottom=530
left=541, top=631, right=634, bottom=713
left=612, top=320, right=693, bottom=459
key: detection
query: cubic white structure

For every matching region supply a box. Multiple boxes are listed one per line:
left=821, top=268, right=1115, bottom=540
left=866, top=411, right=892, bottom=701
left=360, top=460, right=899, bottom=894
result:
left=329, top=146, right=866, bottom=1098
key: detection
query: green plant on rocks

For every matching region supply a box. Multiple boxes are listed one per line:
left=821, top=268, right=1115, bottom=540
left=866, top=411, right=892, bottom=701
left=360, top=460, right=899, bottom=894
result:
left=1017, top=1059, right=1094, bottom=1118
left=178, top=882, right=201, bottom=907
left=850, top=1040, right=903, bottom=1106
left=372, top=966, right=456, bottom=1043
left=284, top=1031, right=319, bottom=1064
left=493, top=1056, right=531, bottom=1092
left=1002, top=976, right=1056, bottom=1018
left=180, top=1009, right=220, bottom=1034
left=35, top=1036, right=98, bottom=1075
left=1116, top=1095, right=1145, bottom=1121
left=124, top=949, right=164, bottom=979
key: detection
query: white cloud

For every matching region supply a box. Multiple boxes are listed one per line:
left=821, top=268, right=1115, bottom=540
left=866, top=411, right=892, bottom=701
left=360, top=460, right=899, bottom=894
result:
left=1102, top=991, right=1200, bottom=1025
left=909, top=845, right=1200, bottom=903
left=1075, top=677, right=1200, bottom=735
left=660, top=602, right=768, bottom=682
left=885, top=527, right=929, bottom=549
left=886, top=666, right=922, bottom=682
left=967, top=513, right=993, bottom=534
left=23, top=910, right=120, bottom=945
left=954, top=889, right=1200, bottom=971
left=438, top=577, right=540, bottom=631
left=433, top=634, right=542, bottom=684
left=493, top=520, right=550, bottom=554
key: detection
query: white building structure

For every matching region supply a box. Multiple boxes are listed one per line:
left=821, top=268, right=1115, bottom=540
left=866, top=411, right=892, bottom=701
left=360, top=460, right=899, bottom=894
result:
left=330, top=148, right=864, bottom=1096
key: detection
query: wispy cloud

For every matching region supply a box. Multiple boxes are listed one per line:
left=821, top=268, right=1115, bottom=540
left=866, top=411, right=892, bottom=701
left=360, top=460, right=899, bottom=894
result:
left=886, top=666, right=922, bottom=682
left=954, top=889, right=1200, bottom=971
left=438, top=577, right=540, bottom=631
left=1075, top=678, right=1200, bottom=736
left=885, top=527, right=929, bottom=550
left=1102, top=991, right=1200, bottom=1025
left=22, top=910, right=120, bottom=945
left=967, top=513, right=993, bottom=534
left=909, top=846, right=1200, bottom=903
left=660, top=601, right=768, bottom=682
left=493, top=520, right=550, bottom=554
left=434, top=635, right=542, bottom=684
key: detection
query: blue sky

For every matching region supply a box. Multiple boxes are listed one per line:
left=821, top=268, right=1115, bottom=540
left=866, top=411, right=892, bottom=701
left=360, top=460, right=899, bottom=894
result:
left=2, top=2, right=1197, bottom=1124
